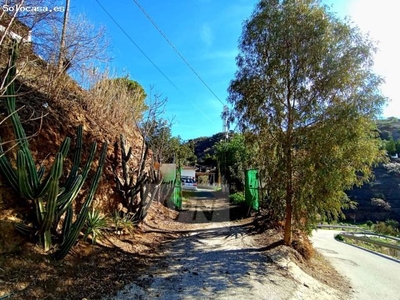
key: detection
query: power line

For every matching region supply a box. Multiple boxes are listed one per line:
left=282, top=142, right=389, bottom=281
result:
left=132, top=0, right=226, bottom=107
left=94, top=0, right=179, bottom=90
left=94, top=0, right=216, bottom=125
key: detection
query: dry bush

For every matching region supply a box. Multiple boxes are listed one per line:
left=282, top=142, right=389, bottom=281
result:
left=371, top=198, right=391, bottom=211
left=82, top=68, right=147, bottom=131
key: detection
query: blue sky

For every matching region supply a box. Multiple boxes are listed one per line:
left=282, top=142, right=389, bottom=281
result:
left=71, top=0, right=399, bottom=141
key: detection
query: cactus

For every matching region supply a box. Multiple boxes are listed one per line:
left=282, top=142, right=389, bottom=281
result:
left=54, top=141, right=107, bottom=260
left=0, top=42, right=108, bottom=259
left=113, top=134, right=163, bottom=224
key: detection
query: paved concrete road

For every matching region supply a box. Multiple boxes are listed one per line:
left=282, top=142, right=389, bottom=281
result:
left=311, top=229, right=400, bottom=300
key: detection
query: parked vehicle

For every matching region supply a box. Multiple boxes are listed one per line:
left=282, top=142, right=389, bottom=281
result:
left=181, top=177, right=197, bottom=190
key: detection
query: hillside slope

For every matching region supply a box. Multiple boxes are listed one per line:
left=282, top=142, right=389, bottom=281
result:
left=344, top=159, right=400, bottom=223
left=377, top=117, right=400, bottom=141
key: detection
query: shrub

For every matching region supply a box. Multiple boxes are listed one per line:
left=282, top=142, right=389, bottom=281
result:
left=335, top=234, right=344, bottom=241
left=385, top=219, right=399, bottom=229
left=371, top=198, right=391, bottom=210
left=197, top=175, right=209, bottom=185
left=366, top=220, right=373, bottom=229
left=83, top=209, right=107, bottom=244
left=373, top=221, right=399, bottom=236
left=229, top=192, right=245, bottom=205
left=110, top=210, right=135, bottom=236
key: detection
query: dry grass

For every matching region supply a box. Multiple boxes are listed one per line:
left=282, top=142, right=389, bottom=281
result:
left=83, top=70, right=147, bottom=129
left=0, top=202, right=180, bottom=300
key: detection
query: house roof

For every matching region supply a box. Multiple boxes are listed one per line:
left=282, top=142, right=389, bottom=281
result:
left=0, top=13, right=31, bottom=43
left=182, top=166, right=197, bottom=170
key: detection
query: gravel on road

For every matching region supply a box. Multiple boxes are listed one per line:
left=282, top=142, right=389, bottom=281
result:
left=104, top=190, right=350, bottom=300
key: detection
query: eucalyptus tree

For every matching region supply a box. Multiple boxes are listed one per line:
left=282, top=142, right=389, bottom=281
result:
left=214, top=133, right=249, bottom=192
left=228, top=0, right=387, bottom=245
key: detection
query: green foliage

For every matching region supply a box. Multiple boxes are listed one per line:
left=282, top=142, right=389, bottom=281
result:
left=214, top=134, right=249, bottom=191
left=384, top=138, right=397, bottom=155
left=141, top=119, right=179, bottom=163
left=335, top=234, right=344, bottom=242
left=178, top=141, right=197, bottom=166
left=84, top=209, right=107, bottom=244
left=373, top=221, right=399, bottom=237
left=0, top=44, right=107, bottom=259
left=376, top=117, right=400, bottom=142
left=113, top=77, right=147, bottom=100
left=366, top=220, right=373, bottom=229
left=187, top=132, right=226, bottom=166
left=140, top=116, right=197, bottom=166
left=229, top=192, right=245, bottom=205
left=385, top=219, right=399, bottom=229
left=111, top=210, right=135, bottom=235
left=228, top=0, right=387, bottom=244
left=379, top=130, right=392, bottom=141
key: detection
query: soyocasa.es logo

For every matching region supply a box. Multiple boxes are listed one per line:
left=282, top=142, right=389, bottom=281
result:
left=2, top=4, right=65, bottom=13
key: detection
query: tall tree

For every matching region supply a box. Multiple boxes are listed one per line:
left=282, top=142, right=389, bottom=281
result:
left=214, top=134, right=249, bottom=192
left=228, top=0, right=387, bottom=245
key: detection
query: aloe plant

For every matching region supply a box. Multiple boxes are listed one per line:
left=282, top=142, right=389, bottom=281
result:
left=83, top=208, right=107, bottom=244
left=0, top=41, right=108, bottom=259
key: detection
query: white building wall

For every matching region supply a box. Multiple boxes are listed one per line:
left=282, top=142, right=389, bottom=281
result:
left=181, top=169, right=195, bottom=179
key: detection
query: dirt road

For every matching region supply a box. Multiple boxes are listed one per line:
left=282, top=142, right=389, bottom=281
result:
left=104, top=190, right=349, bottom=300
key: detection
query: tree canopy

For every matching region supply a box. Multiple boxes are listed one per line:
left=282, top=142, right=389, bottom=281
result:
left=214, top=134, right=249, bottom=192
left=228, top=0, right=387, bottom=245
left=141, top=119, right=196, bottom=165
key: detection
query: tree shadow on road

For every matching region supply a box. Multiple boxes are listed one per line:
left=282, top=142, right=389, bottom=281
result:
left=124, top=225, right=293, bottom=300
left=177, top=190, right=250, bottom=223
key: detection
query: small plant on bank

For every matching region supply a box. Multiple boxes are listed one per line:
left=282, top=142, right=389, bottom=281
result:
left=83, top=209, right=108, bottom=244
left=373, top=220, right=399, bottom=237
left=335, top=234, right=344, bottom=242
left=366, top=220, right=373, bottom=229
left=229, top=192, right=245, bottom=205
left=110, top=209, right=135, bottom=236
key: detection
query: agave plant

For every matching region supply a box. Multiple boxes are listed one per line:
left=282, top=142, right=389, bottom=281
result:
left=83, top=209, right=107, bottom=244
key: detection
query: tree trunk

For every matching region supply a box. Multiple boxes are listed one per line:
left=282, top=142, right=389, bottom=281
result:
left=283, top=195, right=292, bottom=245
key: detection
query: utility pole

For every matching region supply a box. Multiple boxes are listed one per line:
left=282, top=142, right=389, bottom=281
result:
left=222, top=105, right=229, bottom=140
left=58, top=0, right=70, bottom=72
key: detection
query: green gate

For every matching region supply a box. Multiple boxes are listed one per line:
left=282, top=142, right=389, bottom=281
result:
left=161, top=164, right=182, bottom=210
left=169, top=167, right=182, bottom=210
left=245, top=169, right=259, bottom=211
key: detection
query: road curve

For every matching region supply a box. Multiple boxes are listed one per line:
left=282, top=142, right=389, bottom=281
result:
left=311, top=229, right=400, bottom=300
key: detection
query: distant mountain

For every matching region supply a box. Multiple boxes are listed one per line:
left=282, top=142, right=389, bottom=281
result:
left=377, top=117, right=400, bottom=141
left=342, top=117, right=400, bottom=223
left=344, top=160, right=400, bottom=223
left=187, top=132, right=227, bottom=165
